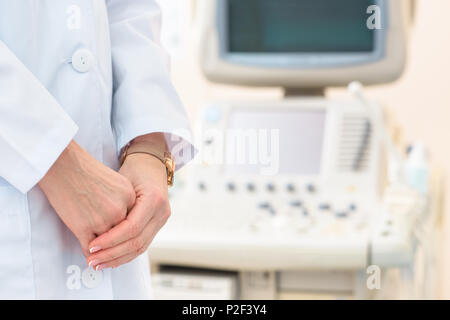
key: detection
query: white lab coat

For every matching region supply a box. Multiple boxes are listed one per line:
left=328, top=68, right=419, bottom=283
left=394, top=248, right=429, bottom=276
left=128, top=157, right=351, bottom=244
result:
left=0, top=0, right=193, bottom=299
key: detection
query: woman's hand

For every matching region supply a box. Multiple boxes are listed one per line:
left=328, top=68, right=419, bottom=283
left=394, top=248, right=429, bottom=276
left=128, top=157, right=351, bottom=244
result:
left=86, top=152, right=170, bottom=270
left=38, top=140, right=136, bottom=257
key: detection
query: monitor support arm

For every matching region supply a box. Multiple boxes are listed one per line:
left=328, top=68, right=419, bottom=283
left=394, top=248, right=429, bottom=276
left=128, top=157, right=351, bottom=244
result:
left=283, top=87, right=326, bottom=98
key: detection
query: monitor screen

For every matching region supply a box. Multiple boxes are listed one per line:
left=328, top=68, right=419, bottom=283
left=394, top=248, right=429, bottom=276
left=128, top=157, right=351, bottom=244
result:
left=225, top=109, right=326, bottom=175
left=228, top=0, right=375, bottom=53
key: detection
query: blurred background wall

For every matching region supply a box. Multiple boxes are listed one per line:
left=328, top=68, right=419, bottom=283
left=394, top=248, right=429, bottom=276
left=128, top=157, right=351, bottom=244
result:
left=159, top=0, right=449, bottom=298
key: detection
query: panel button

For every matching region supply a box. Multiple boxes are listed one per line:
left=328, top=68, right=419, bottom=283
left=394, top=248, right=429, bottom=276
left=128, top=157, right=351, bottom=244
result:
left=246, top=183, right=256, bottom=192
left=257, top=202, right=276, bottom=215
left=226, top=182, right=236, bottom=192
left=72, top=49, right=94, bottom=73
left=335, top=211, right=348, bottom=218
left=289, top=200, right=302, bottom=208
left=306, top=184, right=316, bottom=193
left=258, top=202, right=271, bottom=209
left=198, top=182, right=206, bottom=191
left=286, top=183, right=296, bottom=193
left=318, top=203, right=331, bottom=211
left=204, top=137, right=214, bottom=145
left=266, top=183, right=276, bottom=192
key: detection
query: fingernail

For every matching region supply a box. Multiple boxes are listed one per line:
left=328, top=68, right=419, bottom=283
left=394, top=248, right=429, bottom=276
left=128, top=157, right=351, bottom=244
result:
left=89, top=246, right=101, bottom=254
left=88, top=260, right=99, bottom=268
left=96, top=264, right=106, bottom=271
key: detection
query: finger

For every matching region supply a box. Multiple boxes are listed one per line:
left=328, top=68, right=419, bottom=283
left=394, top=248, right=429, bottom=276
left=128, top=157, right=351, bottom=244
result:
left=87, top=195, right=155, bottom=253
left=86, top=215, right=163, bottom=268
left=93, top=252, right=138, bottom=271
left=92, top=219, right=115, bottom=236
left=126, top=186, right=136, bottom=212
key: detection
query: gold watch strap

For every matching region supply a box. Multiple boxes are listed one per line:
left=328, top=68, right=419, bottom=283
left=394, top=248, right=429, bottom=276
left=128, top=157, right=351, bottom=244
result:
left=120, top=141, right=175, bottom=186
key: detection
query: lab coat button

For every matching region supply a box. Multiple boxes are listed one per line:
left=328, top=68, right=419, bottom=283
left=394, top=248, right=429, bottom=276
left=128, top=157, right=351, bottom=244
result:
left=72, top=49, right=94, bottom=73
left=81, top=267, right=103, bottom=289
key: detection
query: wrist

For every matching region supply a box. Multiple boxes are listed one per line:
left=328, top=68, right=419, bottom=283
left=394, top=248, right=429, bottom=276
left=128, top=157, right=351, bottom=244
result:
left=123, top=152, right=166, bottom=171
left=120, top=133, right=175, bottom=186
left=120, top=153, right=168, bottom=191
left=38, top=140, right=86, bottom=193
left=39, top=140, right=74, bottom=188
left=131, top=132, right=167, bottom=150
left=120, top=134, right=168, bottom=167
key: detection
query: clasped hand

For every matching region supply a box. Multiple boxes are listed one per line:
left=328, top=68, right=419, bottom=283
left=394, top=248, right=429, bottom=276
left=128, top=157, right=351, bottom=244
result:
left=38, top=140, right=170, bottom=271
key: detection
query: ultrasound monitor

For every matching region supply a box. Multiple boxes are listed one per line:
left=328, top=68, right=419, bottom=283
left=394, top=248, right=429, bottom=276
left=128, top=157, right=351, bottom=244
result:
left=199, top=0, right=411, bottom=88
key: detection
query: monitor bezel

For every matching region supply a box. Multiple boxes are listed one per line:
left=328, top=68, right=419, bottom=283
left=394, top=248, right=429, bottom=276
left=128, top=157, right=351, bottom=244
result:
left=217, top=0, right=388, bottom=69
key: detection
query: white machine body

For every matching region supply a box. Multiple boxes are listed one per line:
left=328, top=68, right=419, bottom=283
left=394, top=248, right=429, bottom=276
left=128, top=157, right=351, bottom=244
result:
left=151, top=98, right=416, bottom=271
left=151, top=0, right=419, bottom=274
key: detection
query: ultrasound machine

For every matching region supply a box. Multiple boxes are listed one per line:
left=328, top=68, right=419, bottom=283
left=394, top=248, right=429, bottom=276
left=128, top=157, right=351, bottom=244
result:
left=150, top=0, right=441, bottom=299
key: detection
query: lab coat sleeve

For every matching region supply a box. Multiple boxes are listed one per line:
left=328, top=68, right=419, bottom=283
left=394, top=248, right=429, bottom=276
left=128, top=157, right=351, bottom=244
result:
left=0, top=41, right=78, bottom=193
left=106, top=0, right=196, bottom=169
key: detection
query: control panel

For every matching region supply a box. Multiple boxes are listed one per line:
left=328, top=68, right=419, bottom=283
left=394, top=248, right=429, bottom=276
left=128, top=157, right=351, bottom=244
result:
left=151, top=98, right=417, bottom=271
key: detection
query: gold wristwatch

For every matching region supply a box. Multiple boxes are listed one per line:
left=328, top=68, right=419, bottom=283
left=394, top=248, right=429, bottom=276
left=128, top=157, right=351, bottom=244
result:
left=120, top=142, right=175, bottom=186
